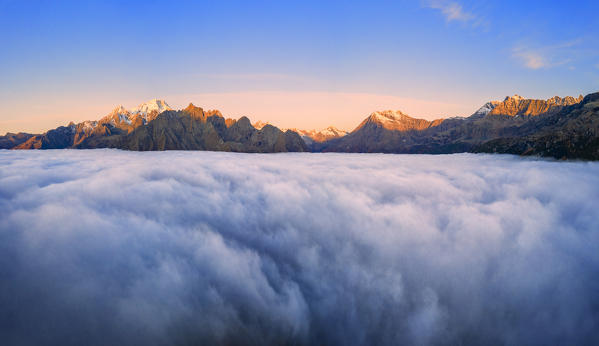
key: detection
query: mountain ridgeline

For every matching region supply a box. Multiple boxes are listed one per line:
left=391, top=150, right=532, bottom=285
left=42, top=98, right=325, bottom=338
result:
left=320, top=94, right=596, bottom=157
left=2, top=92, right=599, bottom=159
left=6, top=101, right=307, bottom=153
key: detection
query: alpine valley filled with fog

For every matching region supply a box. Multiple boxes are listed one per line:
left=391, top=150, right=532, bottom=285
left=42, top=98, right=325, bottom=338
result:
left=1, top=150, right=598, bottom=345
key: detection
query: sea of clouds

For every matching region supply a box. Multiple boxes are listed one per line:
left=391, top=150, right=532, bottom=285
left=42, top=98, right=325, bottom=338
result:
left=1, top=150, right=598, bottom=345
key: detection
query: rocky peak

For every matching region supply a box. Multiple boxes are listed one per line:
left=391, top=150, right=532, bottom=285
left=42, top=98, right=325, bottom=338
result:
left=471, top=101, right=501, bottom=118
left=205, top=110, right=223, bottom=118
left=504, top=94, right=524, bottom=102
left=547, top=95, right=584, bottom=106
left=111, top=105, right=129, bottom=114
left=489, top=94, right=584, bottom=117
left=253, top=120, right=270, bottom=130
left=100, top=105, right=133, bottom=127
left=235, top=116, right=252, bottom=128
left=182, top=103, right=206, bottom=121
left=183, top=103, right=203, bottom=112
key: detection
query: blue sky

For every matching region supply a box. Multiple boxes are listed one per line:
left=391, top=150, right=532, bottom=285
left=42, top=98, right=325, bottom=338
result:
left=1, top=0, right=598, bottom=133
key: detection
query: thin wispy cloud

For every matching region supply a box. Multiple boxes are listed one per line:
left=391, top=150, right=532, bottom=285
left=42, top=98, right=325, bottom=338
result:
left=511, top=48, right=548, bottom=70
left=426, top=0, right=473, bottom=22
left=511, top=38, right=582, bottom=70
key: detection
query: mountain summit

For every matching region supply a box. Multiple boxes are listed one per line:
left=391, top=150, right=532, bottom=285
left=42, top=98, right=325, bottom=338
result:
left=358, top=110, right=441, bottom=131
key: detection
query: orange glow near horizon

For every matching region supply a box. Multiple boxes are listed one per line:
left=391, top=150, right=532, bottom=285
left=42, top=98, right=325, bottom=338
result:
left=1, top=91, right=482, bottom=134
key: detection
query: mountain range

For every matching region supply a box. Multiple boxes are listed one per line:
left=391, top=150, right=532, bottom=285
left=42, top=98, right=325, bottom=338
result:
left=253, top=121, right=348, bottom=148
left=2, top=92, right=598, bottom=159
left=3, top=100, right=307, bottom=152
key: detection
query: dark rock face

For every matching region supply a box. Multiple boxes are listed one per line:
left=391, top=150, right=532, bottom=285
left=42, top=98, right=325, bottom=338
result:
left=15, top=122, right=124, bottom=150
left=0, top=132, right=37, bottom=149
left=12, top=104, right=308, bottom=153
left=16, top=124, right=78, bottom=149
left=284, top=130, right=308, bottom=152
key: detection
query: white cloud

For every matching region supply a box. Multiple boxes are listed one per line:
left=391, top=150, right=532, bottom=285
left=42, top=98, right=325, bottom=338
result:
left=512, top=48, right=547, bottom=69
left=426, top=0, right=475, bottom=23
left=1, top=150, right=599, bottom=344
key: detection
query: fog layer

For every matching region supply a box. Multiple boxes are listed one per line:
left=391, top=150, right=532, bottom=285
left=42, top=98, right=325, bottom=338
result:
left=1, top=150, right=598, bottom=345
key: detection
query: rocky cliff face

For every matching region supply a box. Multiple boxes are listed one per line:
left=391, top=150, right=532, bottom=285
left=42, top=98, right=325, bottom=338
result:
left=0, top=132, right=37, bottom=149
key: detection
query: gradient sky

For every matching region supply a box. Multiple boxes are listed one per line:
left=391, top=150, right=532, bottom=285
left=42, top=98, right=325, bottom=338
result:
left=1, top=0, right=598, bottom=133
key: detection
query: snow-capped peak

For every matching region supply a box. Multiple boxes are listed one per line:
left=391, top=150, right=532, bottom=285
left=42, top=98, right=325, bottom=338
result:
left=319, top=126, right=348, bottom=137
left=131, top=99, right=172, bottom=116
left=101, top=105, right=133, bottom=126
left=369, top=110, right=410, bottom=124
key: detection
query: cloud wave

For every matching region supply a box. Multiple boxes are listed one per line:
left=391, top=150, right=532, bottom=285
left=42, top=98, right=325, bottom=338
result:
left=1, top=150, right=599, bottom=345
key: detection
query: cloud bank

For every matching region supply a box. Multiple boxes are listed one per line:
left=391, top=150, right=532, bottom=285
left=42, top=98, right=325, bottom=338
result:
left=1, top=150, right=598, bottom=345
